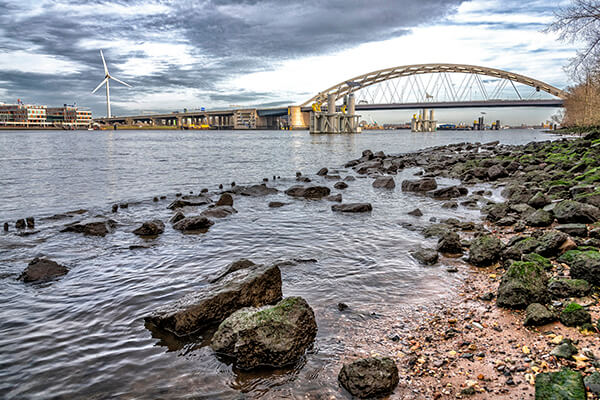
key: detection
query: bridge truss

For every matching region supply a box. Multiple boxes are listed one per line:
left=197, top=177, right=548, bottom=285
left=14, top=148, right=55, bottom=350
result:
left=300, top=64, right=567, bottom=108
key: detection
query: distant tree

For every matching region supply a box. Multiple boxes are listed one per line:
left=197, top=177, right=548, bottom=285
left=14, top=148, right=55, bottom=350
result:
left=562, top=73, right=600, bottom=126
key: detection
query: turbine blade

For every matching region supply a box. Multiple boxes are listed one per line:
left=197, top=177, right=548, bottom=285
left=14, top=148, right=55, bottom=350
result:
left=100, top=49, right=108, bottom=75
left=92, top=77, right=108, bottom=93
left=110, top=76, right=132, bottom=88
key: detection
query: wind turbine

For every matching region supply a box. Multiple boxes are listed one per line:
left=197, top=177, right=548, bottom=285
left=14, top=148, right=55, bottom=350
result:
left=91, top=50, right=131, bottom=118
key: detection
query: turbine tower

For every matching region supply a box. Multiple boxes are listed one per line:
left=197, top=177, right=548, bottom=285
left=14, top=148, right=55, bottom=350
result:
left=92, top=50, right=131, bottom=118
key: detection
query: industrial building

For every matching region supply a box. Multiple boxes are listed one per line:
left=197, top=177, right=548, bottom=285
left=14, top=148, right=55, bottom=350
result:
left=0, top=102, right=92, bottom=129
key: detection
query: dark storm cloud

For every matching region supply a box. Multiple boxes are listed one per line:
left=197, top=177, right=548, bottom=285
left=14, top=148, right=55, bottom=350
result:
left=0, top=0, right=467, bottom=114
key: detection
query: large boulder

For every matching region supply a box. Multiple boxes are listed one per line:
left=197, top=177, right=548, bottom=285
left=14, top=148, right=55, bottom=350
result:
left=210, top=297, right=317, bottom=369
left=285, top=185, right=331, bottom=199
left=61, top=218, right=116, bottom=237
left=401, top=178, right=437, bottom=192
left=18, top=258, right=68, bottom=283
left=145, top=262, right=282, bottom=336
left=562, top=250, right=600, bottom=285
left=372, top=176, right=395, bottom=189
left=331, top=203, right=372, bottom=213
left=338, top=357, right=399, bottom=399
left=200, top=206, right=237, bottom=219
left=133, top=220, right=165, bottom=236
left=497, top=261, right=549, bottom=309
left=535, top=369, right=586, bottom=400
left=468, top=234, right=504, bottom=267
left=553, top=200, right=600, bottom=223
left=172, top=216, right=214, bottom=232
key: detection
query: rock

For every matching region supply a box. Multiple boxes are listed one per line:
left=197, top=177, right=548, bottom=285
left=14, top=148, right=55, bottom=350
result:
left=497, top=216, right=517, bottom=226
left=344, top=176, right=356, bottom=182
left=559, top=303, right=591, bottom=327
left=201, top=206, right=237, bottom=218
left=411, top=248, right=439, bottom=265
left=401, top=178, right=437, bottom=192
left=550, top=340, right=578, bottom=360
left=584, top=372, right=600, bottom=395
left=522, top=253, right=552, bottom=270
left=268, top=201, right=287, bottom=208
left=535, top=230, right=568, bottom=257
left=236, top=184, right=278, bottom=197
left=526, top=209, right=554, bottom=227
left=468, top=235, right=504, bottom=267
left=172, top=216, right=214, bottom=232
left=285, top=185, right=331, bottom=199
left=337, top=302, right=349, bottom=311
left=325, top=194, right=342, bottom=202
left=111, top=204, right=118, bottom=213
left=553, top=200, right=600, bottom=223
left=497, top=261, right=549, bottom=309
left=407, top=208, right=423, bottom=217
left=168, top=196, right=211, bottom=209
left=354, top=160, right=382, bottom=174
left=62, top=218, right=115, bottom=237
left=442, top=201, right=458, bottom=209
left=437, top=231, right=463, bottom=254
left=145, top=262, right=282, bottom=336
left=297, top=176, right=311, bottom=183
left=26, top=217, right=34, bottom=228
left=334, top=181, right=348, bottom=190
left=170, top=211, right=185, bottom=224
left=210, top=297, right=317, bottom=369
left=15, top=219, right=25, bottom=229
left=316, top=167, right=328, bottom=176
left=210, top=259, right=257, bottom=283
left=428, top=186, right=463, bottom=200
left=535, top=369, right=586, bottom=400
left=556, top=224, right=588, bottom=237
left=216, top=193, right=233, bottom=207
left=423, top=223, right=452, bottom=238
left=524, top=303, right=555, bottom=326
left=338, top=357, right=399, bottom=399
left=119, top=203, right=129, bottom=209
left=332, top=203, right=372, bottom=213
left=484, top=203, right=509, bottom=222
left=372, top=176, right=395, bottom=189
left=488, top=164, right=508, bottom=180
left=565, top=250, right=600, bottom=285
left=548, top=278, right=592, bottom=298
left=362, top=149, right=374, bottom=159
left=133, top=220, right=165, bottom=236
left=528, top=192, right=551, bottom=209
left=18, top=258, right=68, bottom=283
left=3, top=222, right=8, bottom=231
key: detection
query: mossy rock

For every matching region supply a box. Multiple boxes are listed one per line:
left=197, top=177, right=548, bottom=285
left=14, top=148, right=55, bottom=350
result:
left=468, top=234, right=504, bottom=267
left=526, top=209, right=554, bottom=227
left=553, top=200, right=600, bottom=224
left=548, top=278, right=592, bottom=298
left=559, top=302, right=592, bottom=327
left=503, top=237, right=541, bottom=260
left=562, top=250, right=600, bottom=285
left=535, top=369, right=586, bottom=400
left=522, top=253, right=552, bottom=270
left=497, top=261, right=549, bottom=309
left=535, top=230, right=569, bottom=257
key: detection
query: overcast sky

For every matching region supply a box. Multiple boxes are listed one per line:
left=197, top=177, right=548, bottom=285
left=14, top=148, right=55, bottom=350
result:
left=0, top=0, right=577, bottom=123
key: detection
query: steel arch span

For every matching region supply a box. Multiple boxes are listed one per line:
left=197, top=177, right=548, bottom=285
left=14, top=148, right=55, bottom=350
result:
left=300, top=63, right=567, bottom=107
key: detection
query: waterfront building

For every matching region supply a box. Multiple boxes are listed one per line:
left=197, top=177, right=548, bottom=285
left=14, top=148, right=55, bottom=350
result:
left=0, top=103, right=47, bottom=123
left=0, top=102, right=92, bottom=128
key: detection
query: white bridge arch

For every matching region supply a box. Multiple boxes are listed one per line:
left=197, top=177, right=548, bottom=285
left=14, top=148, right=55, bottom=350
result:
left=300, top=63, right=567, bottom=108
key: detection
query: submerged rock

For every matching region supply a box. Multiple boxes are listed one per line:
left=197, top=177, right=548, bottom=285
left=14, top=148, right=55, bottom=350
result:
left=334, top=181, right=348, bottom=190
left=372, top=176, right=395, bottom=189
left=216, top=193, right=233, bottom=207
left=210, top=296, right=317, bottom=370
left=172, top=216, right=214, bottom=232
left=167, top=195, right=211, bottom=210
left=285, top=185, right=331, bottom=199
left=200, top=206, right=237, bottom=219
left=18, top=258, right=68, bottom=283
left=268, top=201, right=287, bottom=208
left=61, top=218, right=116, bottom=237
left=338, top=357, right=399, bottom=399
left=133, top=220, right=165, bottom=236
left=535, top=369, right=586, bottom=400
left=497, top=261, right=548, bottom=309
left=145, top=262, right=282, bottom=336
left=331, top=203, right=372, bottom=213
left=326, top=194, right=342, bottom=202
left=237, top=184, right=279, bottom=197
left=408, top=208, right=423, bottom=217
left=411, top=248, right=439, bottom=265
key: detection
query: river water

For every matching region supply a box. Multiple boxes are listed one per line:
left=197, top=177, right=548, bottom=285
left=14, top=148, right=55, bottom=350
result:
left=0, top=129, right=559, bottom=399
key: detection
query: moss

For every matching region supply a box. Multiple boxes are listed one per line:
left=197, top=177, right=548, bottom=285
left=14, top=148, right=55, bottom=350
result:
left=522, top=253, right=552, bottom=270
left=535, top=369, right=586, bottom=400
left=504, top=261, right=546, bottom=285
left=547, top=179, right=573, bottom=187
left=562, top=302, right=583, bottom=313
left=575, top=166, right=600, bottom=182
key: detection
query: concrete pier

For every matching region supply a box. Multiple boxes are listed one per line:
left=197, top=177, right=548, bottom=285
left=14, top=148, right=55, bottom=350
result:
left=411, top=108, right=437, bottom=132
left=309, top=94, right=360, bottom=134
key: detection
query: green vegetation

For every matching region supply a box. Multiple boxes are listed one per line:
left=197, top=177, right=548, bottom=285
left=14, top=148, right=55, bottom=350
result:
left=535, top=369, right=586, bottom=400
left=562, top=302, right=584, bottom=314
left=522, top=253, right=552, bottom=270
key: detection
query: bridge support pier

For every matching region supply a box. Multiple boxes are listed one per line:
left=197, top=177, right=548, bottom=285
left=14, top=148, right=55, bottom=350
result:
left=411, top=108, right=437, bottom=132
left=310, top=94, right=360, bottom=134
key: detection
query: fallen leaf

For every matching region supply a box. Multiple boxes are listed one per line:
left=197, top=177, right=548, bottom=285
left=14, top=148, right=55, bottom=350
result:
left=522, top=345, right=530, bottom=354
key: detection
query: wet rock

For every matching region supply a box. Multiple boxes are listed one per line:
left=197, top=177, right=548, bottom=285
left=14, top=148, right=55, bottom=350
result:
left=401, top=178, right=437, bottom=192
left=119, top=203, right=129, bottom=209
left=497, top=261, right=549, bottom=309
left=484, top=203, right=509, bottom=222
left=326, top=194, right=342, bottom=202
left=338, top=357, right=399, bottom=399
left=535, top=230, right=568, bottom=257
left=524, top=303, right=555, bottom=326
left=169, top=211, right=185, bottom=224
left=316, top=167, right=328, bottom=176
left=528, top=192, right=551, bottom=209
left=526, top=209, right=554, bottom=227
left=550, top=339, right=578, bottom=360
left=237, top=184, right=278, bottom=197
left=468, top=234, right=504, bottom=267
left=210, top=259, right=257, bottom=283
left=497, top=216, right=517, bottom=226
left=268, top=201, right=287, bottom=208
left=407, top=208, right=423, bottom=217
left=133, top=220, right=165, bottom=236
left=442, top=201, right=458, bottom=209
left=564, top=249, right=600, bottom=285
left=428, top=186, right=463, bottom=200
left=553, top=200, right=600, bottom=223
left=344, top=176, right=356, bottom=182
left=15, top=219, right=25, bottom=229
left=354, top=160, right=382, bottom=174
left=332, top=203, right=372, bottom=213
left=535, top=369, right=586, bottom=400
left=296, top=176, right=311, bottom=183
left=548, top=278, right=592, bottom=298
left=145, top=262, right=282, bottom=336
left=334, top=181, right=348, bottom=190
left=423, top=223, right=452, bottom=238
left=18, top=257, right=68, bottom=283
left=437, top=231, right=463, bottom=254
left=62, top=218, right=116, bottom=237
left=172, top=216, right=214, bottom=232
left=3, top=222, right=8, bottom=231
left=26, top=217, right=34, bottom=228
left=372, top=176, right=395, bottom=189
left=488, top=164, right=508, bottom=180
left=210, top=297, right=317, bottom=370
left=216, top=193, right=233, bottom=207
left=112, top=204, right=118, bottom=213
left=411, top=248, right=439, bottom=265
left=285, top=185, right=331, bottom=199
left=556, top=224, right=588, bottom=237
left=559, top=302, right=591, bottom=327
left=324, top=174, right=341, bottom=181
left=522, top=253, right=552, bottom=270
left=337, top=302, right=349, bottom=311
left=201, top=206, right=237, bottom=219
left=168, top=196, right=211, bottom=210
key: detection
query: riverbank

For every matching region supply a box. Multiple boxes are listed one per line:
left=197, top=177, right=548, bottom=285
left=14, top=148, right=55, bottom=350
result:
left=336, top=133, right=600, bottom=398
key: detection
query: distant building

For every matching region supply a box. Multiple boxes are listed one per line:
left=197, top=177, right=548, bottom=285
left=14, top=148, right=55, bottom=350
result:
left=47, top=105, right=77, bottom=123
left=0, top=103, right=47, bottom=122
left=0, top=102, right=92, bottom=128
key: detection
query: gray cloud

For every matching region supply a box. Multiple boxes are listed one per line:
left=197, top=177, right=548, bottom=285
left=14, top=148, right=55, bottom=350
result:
left=0, top=0, right=468, bottom=115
